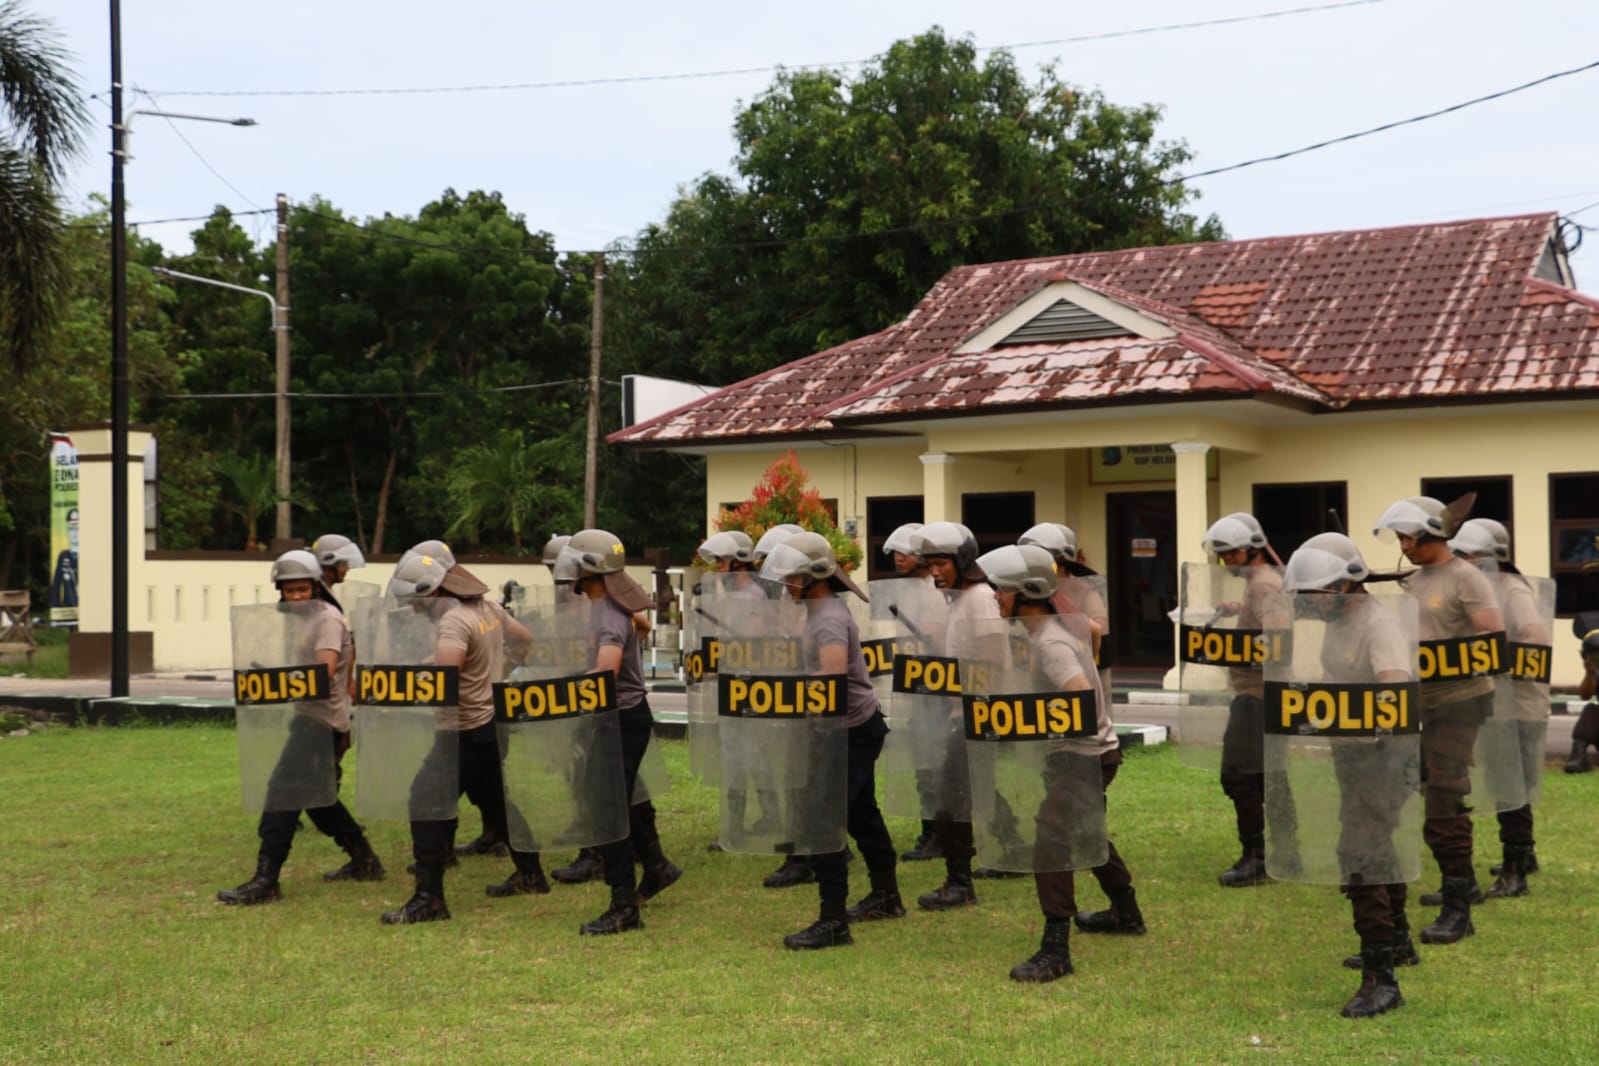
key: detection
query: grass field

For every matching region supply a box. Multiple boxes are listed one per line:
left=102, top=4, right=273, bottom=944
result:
left=1, top=725, right=1595, bottom=1065
left=0, top=624, right=68, bottom=679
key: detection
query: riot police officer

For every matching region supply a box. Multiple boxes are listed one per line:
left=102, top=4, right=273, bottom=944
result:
left=974, top=544, right=1145, bottom=982
left=380, top=553, right=546, bottom=925
left=1374, top=496, right=1506, bottom=945
left=217, top=551, right=384, bottom=905
left=882, top=522, right=942, bottom=863
left=1280, top=533, right=1418, bottom=1018
left=568, top=529, right=682, bottom=935
left=310, top=533, right=365, bottom=588
left=759, top=531, right=902, bottom=949
left=910, top=521, right=1003, bottom=911
left=1199, top=512, right=1299, bottom=887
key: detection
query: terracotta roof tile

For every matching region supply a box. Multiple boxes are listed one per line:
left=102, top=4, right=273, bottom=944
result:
left=612, top=213, right=1594, bottom=446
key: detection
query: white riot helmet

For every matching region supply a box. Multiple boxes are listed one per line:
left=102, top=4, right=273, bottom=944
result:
left=912, top=521, right=983, bottom=581
left=551, top=545, right=584, bottom=586
left=1451, top=517, right=1509, bottom=562
left=402, top=539, right=457, bottom=570
left=698, top=530, right=755, bottom=566
left=882, top=522, right=924, bottom=557
left=976, top=544, right=1059, bottom=601
left=760, top=530, right=865, bottom=598
left=311, top=533, right=365, bottom=571
left=1018, top=522, right=1079, bottom=564
left=541, top=534, right=572, bottom=568
left=569, top=529, right=627, bottom=575
left=753, top=523, right=805, bottom=562
left=1202, top=513, right=1268, bottom=554
left=389, top=552, right=450, bottom=599
left=270, top=549, right=325, bottom=587
left=1283, top=533, right=1371, bottom=592
left=1373, top=496, right=1453, bottom=542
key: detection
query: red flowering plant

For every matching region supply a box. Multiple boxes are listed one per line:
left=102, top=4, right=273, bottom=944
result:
left=714, top=451, right=864, bottom=573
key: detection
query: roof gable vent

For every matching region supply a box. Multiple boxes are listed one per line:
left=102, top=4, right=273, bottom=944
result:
left=997, top=299, right=1134, bottom=345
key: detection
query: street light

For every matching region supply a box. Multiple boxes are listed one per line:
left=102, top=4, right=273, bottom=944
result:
left=109, top=0, right=255, bottom=695
left=150, top=266, right=291, bottom=545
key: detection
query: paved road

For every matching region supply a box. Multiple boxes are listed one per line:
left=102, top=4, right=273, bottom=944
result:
left=1, top=673, right=1585, bottom=760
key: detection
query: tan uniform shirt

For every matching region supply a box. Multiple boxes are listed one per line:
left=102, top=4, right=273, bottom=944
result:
left=1228, top=564, right=1283, bottom=697
left=1403, top=556, right=1498, bottom=709
left=1035, top=616, right=1117, bottom=757
left=437, top=598, right=512, bottom=730
left=301, top=600, right=354, bottom=731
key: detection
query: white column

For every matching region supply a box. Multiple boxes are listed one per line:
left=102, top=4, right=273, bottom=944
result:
left=919, top=452, right=958, bottom=523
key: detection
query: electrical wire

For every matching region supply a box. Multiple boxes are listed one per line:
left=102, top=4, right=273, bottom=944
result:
left=163, top=378, right=597, bottom=401
left=141, top=1, right=1386, bottom=99
left=66, top=207, right=273, bottom=230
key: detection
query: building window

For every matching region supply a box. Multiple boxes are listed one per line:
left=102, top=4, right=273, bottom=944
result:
left=1420, top=475, right=1513, bottom=543
left=866, top=496, right=923, bottom=580
left=961, top=492, right=1036, bottom=558
left=1550, top=474, right=1599, bottom=616
left=1252, top=482, right=1348, bottom=556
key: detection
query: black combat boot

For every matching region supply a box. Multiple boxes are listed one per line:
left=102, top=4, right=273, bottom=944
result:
left=1565, top=737, right=1593, bottom=774
left=551, top=848, right=604, bottom=885
left=1486, top=844, right=1531, bottom=899
left=1490, top=846, right=1538, bottom=877
left=381, top=864, right=451, bottom=925
left=455, top=831, right=508, bottom=858
left=217, top=855, right=283, bottom=906
left=845, top=887, right=906, bottom=922
left=1343, top=913, right=1420, bottom=969
left=637, top=855, right=683, bottom=902
left=783, top=901, right=853, bottom=950
left=486, top=852, right=551, bottom=898
left=1419, top=876, right=1476, bottom=945
left=900, top=822, right=942, bottom=861
left=1009, top=918, right=1074, bottom=983
left=579, top=888, right=643, bottom=936
left=1217, top=835, right=1268, bottom=888
left=323, top=834, right=386, bottom=882
left=1341, top=944, right=1404, bottom=1018
left=762, top=856, right=815, bottom=888
left=1419, top=879, right=1485, bottom=907
left=1073, top=887, right=1147, bottom=935
left=917, top=870, right=978, bottom=911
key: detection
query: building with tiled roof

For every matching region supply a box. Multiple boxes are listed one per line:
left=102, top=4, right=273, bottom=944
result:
left=612, top=213, right=1599, bottom=683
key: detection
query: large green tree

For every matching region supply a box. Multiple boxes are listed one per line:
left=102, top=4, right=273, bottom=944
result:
left=0, top=2, right=88, bottom=374
left=287, top=190, right=591, bottom=555
left=602, top=26, right=1225, bottom=551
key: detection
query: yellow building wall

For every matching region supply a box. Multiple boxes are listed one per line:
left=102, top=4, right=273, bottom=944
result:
left=702, top=405, right=1596, bottom=686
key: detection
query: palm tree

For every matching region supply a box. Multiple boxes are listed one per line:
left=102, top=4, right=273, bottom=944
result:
left=0, top=3, right=88, bottom=374
left=445, top=430, right=579, bottom=553
left=213, top=454, right=314, bottom=550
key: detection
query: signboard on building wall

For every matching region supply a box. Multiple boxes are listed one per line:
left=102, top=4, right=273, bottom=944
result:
left=1090, top=445, right=1218, bottom=484
left=48, top=433, right=79, bottom=625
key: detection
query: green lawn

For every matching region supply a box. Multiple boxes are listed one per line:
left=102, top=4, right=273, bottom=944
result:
left=1, top=727, right=1595, bottom=1065
left=0, top=623, right=68, bottom=679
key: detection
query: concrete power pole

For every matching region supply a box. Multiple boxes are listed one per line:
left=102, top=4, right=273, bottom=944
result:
left=274, top=193, right=292, bottom=543
left=583, top=252, right=606, bottom=529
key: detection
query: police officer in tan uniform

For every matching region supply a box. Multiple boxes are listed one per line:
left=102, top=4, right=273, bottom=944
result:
left=217, top=551, right=384, bottom=905
left=1374, top=496, right=1505, bottom=945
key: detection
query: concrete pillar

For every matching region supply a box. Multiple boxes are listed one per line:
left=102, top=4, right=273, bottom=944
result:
left=919, top=452, right=959, bottom=523
left=66, top=423, right=154, bottom=676
left=1171, top=440, right=1212, bottom=568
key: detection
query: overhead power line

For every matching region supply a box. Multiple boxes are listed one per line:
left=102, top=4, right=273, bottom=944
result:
left=67, top=207, right=274, bottom=230
left=274, top=55, right=1599, bottom=262
left=165, top=379, right=596, bottom=401
left=140, top=1, right=1385, bottom=98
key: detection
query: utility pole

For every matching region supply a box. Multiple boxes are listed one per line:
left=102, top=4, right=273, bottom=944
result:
left=583, top=252, right=605, bottom=528
left=274, top=193, right=292, bottom=543
left=109, top=0, right=129, bottom=696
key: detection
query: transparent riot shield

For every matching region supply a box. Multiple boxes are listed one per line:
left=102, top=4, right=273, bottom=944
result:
left=1263, top=589, right=1422, bottom=886
left=1176, top=562, right=1285, bottom=773
left=1059, top=571, right=1113, bottom=697
left=333, top=579, right=381, bottom=612
left=959, top=614, right=1109, bottom=874
left=350, top=597, right=460, bottom=822
left=689, top=572, right=777, bottom=788
left=715, top=594, right=847, bottom=855
left=1476, top=573, right=1556, bottom=811
left=875, top=579, right=958, bottom=820
left=494, top=599, right=629, bottom=852
left=230, top=601, right=339, bottom=813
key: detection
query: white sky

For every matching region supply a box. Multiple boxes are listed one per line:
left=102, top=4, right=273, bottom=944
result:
left=48, top=0, right=1599, bottom=287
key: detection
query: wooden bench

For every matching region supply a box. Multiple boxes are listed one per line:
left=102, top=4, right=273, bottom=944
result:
left=0, top=590, right=36, bottom=665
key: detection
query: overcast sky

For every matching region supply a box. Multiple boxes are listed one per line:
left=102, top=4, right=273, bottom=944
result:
left=48, top=0, right=1599, bottom=286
